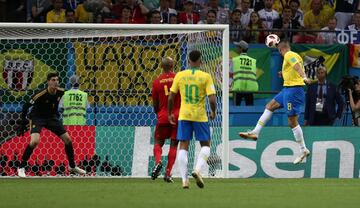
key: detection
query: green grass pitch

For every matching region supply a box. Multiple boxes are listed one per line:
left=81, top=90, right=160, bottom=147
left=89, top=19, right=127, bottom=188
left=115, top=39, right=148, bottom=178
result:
left=0, top=178, right=359, bottom=208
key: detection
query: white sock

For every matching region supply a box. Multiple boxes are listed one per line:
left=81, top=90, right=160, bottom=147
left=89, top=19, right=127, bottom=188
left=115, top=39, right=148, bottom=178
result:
left=292, top=125, right=307, bottom=152
left=178, top=149, right=188, bottom=182
left=195, top=146, right=210, bottom=173
left=253, top=109, right=273, bottom=135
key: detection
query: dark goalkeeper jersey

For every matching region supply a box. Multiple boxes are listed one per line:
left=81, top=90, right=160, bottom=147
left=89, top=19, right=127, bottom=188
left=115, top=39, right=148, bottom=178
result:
left=26, top=88, right=65, bottom=119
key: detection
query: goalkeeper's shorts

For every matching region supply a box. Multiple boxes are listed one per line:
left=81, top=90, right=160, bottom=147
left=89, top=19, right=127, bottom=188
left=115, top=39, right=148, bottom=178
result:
left=29, top=117, right=66, bottom=137
left=176, top=120, right=210, bottom=141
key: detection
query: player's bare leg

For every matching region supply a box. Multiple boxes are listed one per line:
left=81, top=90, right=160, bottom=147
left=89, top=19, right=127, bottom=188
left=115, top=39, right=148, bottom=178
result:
left=18, top=133, right=40, bottom=178
left=239, top=99, right=281, bottom=140
left=288, top=116, right=310, bottom=164
left=60, top=133, right=86, bottom=175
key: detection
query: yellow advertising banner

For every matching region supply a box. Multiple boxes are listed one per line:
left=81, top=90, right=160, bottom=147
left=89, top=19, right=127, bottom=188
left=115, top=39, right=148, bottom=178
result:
left=74, top=41, right=181, bottom=105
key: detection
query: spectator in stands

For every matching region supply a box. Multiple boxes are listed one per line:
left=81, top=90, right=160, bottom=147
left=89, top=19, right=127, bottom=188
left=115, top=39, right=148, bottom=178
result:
left=273, top=5, right=301, bottom=41
left=75, top=1, right=93, bottom=23
left=112, top=0, right=148, bottom=23
left=179, top=0, right=200, bottom=24
left=65, top=8, right=76, bottom=23
left=198, top=9, right=217, bottom=24
left=301, top=0, right=333, bottom=43
left=272, top=0, right=291, bottom=14
left=200, top=0, right=228, bottom=24
left=149, top=10, right=162, bottom=23
left=240, top=0, right=254, bottom=27
left=167, top=13, right=177, bottom=23
left=349, top=80, right=360, bottom=126
left=322, top=0, right=335, bottom=17
left=334, top=0, right=359, bottom=29
left=157, top=0, right=177, bottom=23
left=231, top=40, right=258, bottom=106
left=345, top=10, right=360, bottom=31
left=118, top=6, right=133, bottom=23
left=46, top=0, right=66, bottom=23
left=230, top=9, right=245, bottom=42
left=304, top=0, right=331, bottom=30
left=243, top=11, right=266, bottom=43
left=258, top=0, right=280, bottom=30
left=289, top=0, right=304, bottom=26
left=316, top=17, right=340, bottom=44
left=304, top=66, right=344, bottom=126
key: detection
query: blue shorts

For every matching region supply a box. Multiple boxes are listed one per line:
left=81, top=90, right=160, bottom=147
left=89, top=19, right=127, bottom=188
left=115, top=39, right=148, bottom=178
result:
left=177, top=120, right=210, bottom=141
left=274, top=87, right=304, bottom=116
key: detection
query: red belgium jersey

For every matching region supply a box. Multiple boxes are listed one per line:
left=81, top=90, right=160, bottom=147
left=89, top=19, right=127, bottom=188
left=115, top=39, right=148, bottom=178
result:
left=152, top=72, right=180, bottom=124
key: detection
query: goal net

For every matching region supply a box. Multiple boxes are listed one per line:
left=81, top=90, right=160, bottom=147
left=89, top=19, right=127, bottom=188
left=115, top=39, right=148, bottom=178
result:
left=0, top=23, right=229, bottom=178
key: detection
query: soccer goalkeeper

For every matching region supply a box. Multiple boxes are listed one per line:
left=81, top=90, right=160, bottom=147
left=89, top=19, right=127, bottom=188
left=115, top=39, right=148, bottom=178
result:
left=17, top=72, right=86, bottom=177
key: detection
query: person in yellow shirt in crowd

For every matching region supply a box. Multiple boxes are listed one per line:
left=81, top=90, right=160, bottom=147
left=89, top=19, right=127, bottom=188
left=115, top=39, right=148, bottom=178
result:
left=46, top=0, right=66, bottom=23
left=75, top=1, right=93, bottom=23
left=304, top=0, right=333, bottom=30
left=300, top=0, right=335, bottom=15
left=240, top=41, right=311, bottom=165
left=168, top=50, right=216, bottom=189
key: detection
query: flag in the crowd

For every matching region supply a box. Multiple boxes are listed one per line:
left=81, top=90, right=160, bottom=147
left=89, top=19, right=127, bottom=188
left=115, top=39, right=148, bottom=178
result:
left=291, top=44, right=348, bottom=85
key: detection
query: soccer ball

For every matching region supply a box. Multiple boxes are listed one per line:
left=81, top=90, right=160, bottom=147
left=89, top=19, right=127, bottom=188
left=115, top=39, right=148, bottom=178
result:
left=265, top=34, right=280, bottom=48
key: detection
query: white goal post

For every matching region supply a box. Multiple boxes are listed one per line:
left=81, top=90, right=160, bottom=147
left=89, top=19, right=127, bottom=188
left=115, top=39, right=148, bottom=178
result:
left=0, top=23, right=229, bottom=178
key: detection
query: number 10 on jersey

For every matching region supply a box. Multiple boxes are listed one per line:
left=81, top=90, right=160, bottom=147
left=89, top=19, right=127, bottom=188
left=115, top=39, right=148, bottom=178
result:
left=185, top=84, right=199, bottom=104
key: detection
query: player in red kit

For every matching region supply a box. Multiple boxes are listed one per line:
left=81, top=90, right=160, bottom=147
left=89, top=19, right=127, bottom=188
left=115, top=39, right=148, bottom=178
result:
left=151, top=57, right=180, bottom=183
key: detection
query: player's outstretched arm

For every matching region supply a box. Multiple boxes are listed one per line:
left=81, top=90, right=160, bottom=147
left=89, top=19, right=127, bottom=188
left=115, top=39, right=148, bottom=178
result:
left=167, top=92, right=176, bottom=125
left=208, top=94, right=217, bottom=120
left=294, top=63, right=311, bottom=84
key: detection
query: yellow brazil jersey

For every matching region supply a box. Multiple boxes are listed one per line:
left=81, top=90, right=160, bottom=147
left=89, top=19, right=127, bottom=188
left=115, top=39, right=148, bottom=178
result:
left=75, top=4, right=92, bottom=23
left=46, top=9, right=66, bottom=23
left=303, top=9, right=331, bottom=30
left=170, top=68, right=216, bottom=122
left=282, top=51, right=305, bottom=87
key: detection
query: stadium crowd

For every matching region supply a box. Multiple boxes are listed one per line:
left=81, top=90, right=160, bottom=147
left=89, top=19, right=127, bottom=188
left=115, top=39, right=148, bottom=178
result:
left=0, top=0, right=360, bottom=43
